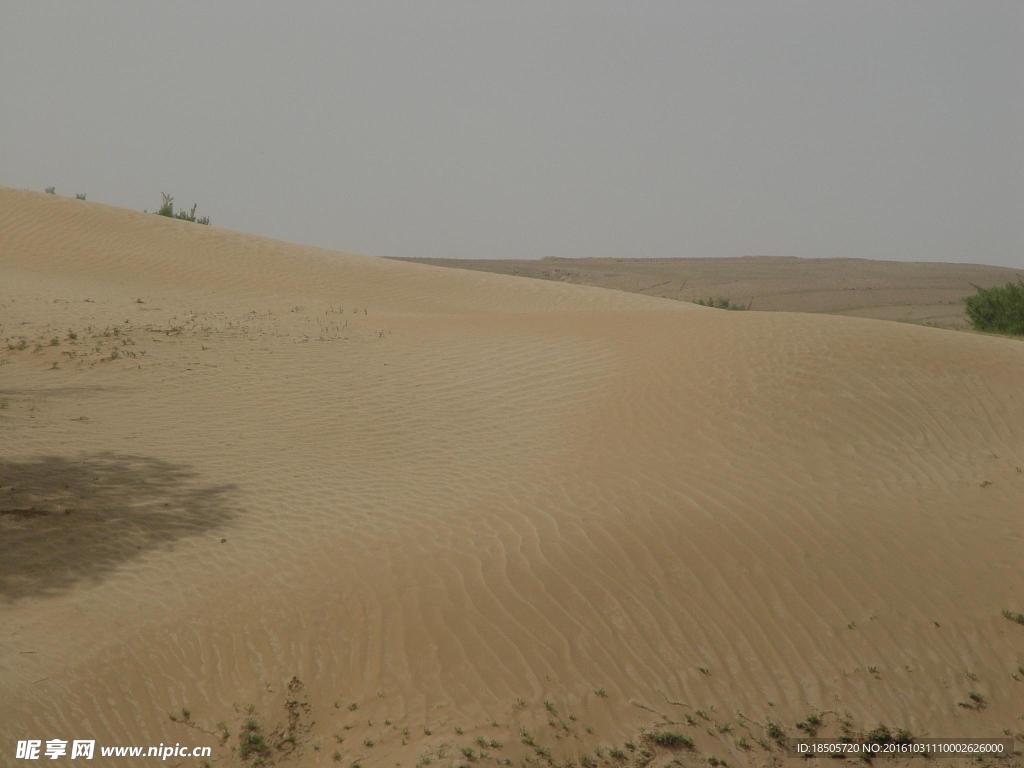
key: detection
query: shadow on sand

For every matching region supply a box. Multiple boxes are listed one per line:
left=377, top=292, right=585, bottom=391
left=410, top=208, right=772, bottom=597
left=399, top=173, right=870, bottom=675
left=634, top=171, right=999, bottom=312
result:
left=0, top=452, right=236, bottom=599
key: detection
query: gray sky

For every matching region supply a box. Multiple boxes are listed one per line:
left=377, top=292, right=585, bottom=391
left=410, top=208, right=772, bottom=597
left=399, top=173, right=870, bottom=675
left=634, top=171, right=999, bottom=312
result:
left=3, top=1, right=1021, bottom=266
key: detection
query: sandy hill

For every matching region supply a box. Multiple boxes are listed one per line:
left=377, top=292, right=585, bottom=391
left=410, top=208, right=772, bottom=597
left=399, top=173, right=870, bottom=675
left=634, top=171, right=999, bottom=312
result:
left=400, top=256, right=1022, bottom=330
left=2, top=187, right=1023, bottom=767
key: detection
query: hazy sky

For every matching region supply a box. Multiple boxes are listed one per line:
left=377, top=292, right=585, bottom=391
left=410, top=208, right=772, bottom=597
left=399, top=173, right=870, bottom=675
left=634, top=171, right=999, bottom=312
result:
left=3, top=1, right=1021, bottom=266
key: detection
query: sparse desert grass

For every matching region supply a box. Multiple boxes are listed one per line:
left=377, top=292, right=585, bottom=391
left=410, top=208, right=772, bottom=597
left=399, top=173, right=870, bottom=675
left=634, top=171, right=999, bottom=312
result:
left=169, top=687, right=1018, bottom=768
left=693, top=297, right=748, bottom=310
left=647, top=730, right=694, bottom=749
left=239, top=716, right=270, bottom=762
left=765, top=719, right=785, bottom=744
left=795, top=712, right=822, bottom=736
left=863, top=724, right=913, bottom=746
left=2, top=608, right=995, bottom=762
left=958, top=691, right=987, bottom=710
left=1002, top=610, right=1024, bottom=626
left=154, top=192, right=210, bottom=225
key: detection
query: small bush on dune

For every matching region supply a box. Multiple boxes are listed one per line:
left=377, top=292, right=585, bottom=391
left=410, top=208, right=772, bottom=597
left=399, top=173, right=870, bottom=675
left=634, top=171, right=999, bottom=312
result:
left=694, top=297, right=748, bottom=310
left=965, top=280, right=1024, bottom=335
left=864, top=725, right=913, bottom=746
left=238, top=717, right=269, bottom=761
left=647, top=730, right=694, bottom=749
left=155, top=192, right=210, bottom=225
left=45, top=186, right=56, bottom=195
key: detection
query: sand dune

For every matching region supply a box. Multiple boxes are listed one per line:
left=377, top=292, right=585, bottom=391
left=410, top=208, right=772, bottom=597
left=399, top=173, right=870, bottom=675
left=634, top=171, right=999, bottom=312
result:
left=2, top=188, right=1023, bottom=767
left=401, top=256, right=1022, bottom=330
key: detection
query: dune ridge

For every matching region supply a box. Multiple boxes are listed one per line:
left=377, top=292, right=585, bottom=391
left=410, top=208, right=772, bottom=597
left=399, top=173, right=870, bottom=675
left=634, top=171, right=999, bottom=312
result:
left=400, top=256, right=1023, bottom=330
left=2, top=188, right=1023, bottom=766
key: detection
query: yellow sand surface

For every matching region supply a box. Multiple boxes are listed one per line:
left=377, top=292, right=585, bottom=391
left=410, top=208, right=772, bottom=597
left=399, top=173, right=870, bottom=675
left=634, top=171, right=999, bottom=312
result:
left=2, top=189, right=1023, bottom=766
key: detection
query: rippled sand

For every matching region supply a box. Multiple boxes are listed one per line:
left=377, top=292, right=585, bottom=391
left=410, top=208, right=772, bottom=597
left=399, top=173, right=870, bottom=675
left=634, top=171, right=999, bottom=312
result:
left=2, top=188, right=1022, bottom=766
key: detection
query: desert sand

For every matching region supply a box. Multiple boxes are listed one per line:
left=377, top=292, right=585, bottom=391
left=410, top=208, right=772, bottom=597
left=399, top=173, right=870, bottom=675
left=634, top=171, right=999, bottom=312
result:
left=2, top=187, right=1023, bottom=767
left=401, top=256, right=1021, bottom=330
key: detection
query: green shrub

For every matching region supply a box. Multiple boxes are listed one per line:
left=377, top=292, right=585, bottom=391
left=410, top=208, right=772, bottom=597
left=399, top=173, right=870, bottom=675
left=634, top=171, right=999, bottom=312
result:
left=239, top=717, right=270, bottom=761
left=155, top=192, right=210, bottom=225
left=1003, top=609, right=1024, bottom=625
left=965, top=280, right=1024, bottom=335
left=862, top=725, right=912, bottom=746
left=693, top=297, right=748, bottom=310
left=765, top=720, right=785, bottom=743
left=647, top=730, right=694, bottom=749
